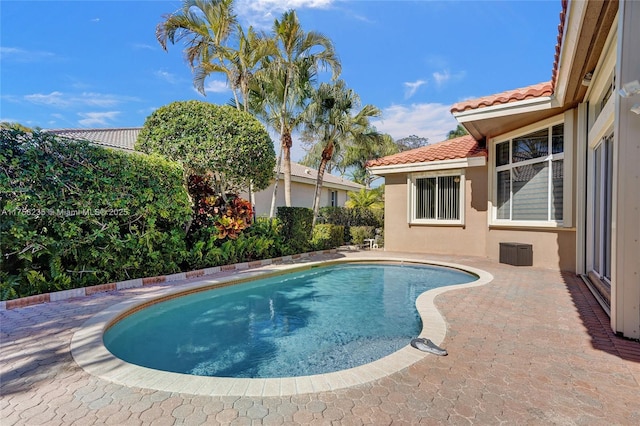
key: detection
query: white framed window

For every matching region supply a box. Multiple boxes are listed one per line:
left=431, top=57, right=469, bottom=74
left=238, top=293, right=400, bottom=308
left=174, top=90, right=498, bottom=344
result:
left=329, top=190, right=338, bottom=207
left=409, top=170, right=464, bottom=225
left=492, top=123, right=564, bottom=225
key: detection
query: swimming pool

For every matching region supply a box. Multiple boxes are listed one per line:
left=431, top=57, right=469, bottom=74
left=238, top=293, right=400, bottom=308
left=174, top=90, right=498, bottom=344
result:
left=103, top=262, right=476, bottom=378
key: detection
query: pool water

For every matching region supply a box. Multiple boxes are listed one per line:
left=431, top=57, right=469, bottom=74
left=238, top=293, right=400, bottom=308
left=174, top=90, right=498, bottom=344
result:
left=103, top=263, right=475, bottom=378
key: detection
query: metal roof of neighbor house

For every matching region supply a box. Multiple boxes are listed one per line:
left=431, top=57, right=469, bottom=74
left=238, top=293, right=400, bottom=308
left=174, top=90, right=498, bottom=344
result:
left=366, top=135, right=486, bottom=167
left=45, top=128, right=140, bottom=151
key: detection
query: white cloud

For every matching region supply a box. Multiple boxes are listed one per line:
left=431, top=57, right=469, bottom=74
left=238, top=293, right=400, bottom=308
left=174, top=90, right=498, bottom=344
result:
left=371, top=103, right=459, bottom=143
left=432, top=70, right=466, bottom=88
left=0, top=46, right=56, bottom=62
left=202, top=80, right=230, bottom=94
left=155, top=70, right=180, bottom=84
left=403, top=80, right=426, bottom=99
left=24, top=91, right=69, bottom=107
left=78, top=112, right=120, bottom=127
left=132, top=43, right=156, bottom=51
left=23, top=91, right=138, bottom=108
left=432, top=70, right=450, bottom=87
left=236, top=0, right=335, bottom=27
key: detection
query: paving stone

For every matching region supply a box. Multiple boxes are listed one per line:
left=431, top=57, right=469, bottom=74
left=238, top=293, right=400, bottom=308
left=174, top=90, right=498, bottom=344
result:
left=246, top=402, right=268, bottom=419
left=2, top=252, right=640, bottom=425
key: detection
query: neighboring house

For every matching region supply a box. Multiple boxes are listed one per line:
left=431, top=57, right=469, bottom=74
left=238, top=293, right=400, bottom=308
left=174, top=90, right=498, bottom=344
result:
left=45, top=127, right=362, bottom=217
left=368, top=0, right=640, bottom=339
left=245, top=162, right=363, bottom=217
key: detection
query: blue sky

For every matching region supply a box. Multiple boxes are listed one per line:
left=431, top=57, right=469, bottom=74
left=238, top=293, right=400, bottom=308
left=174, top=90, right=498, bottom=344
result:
left=1, top=0, right=562, bottom=161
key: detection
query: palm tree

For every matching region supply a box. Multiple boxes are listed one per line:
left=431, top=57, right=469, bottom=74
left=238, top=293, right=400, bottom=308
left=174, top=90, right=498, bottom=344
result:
left=196, top=24, right=276, bottom=112
left=342, top=132, right=397, bottom=189
left=345, top=186, right=384, bottom=211
left=249, top=59, right=316, bottom=216
left=301, top=80, right=381, bottom=224
left=262, top=10, right=341, bottom=210
left=158, top=0, right=267, bottom=110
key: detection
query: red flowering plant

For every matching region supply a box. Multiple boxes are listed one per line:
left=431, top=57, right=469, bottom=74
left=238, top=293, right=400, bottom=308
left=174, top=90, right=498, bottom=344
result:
left=186, top=173, right=253, bottom=240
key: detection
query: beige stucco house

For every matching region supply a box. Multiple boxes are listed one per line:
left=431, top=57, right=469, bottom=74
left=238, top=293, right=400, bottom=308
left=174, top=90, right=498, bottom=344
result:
left=368, top=0, right=640, bottom=339
left=246, top=161, right=363, bottom=217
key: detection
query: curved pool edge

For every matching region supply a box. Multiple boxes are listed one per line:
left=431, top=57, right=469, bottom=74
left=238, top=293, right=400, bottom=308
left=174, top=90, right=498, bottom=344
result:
left=70, top=256, right=493, bottom=397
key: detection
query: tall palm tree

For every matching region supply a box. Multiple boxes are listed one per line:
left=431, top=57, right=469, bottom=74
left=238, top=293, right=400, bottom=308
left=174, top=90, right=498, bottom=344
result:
left=302, top=80, right=381, bottom=224
left=342, top=132, right=398, bottom=188
left=262, top=10, right=341, bottom=210
left=195, top=24, right=276, bottom=112
left=157, top=0, right=248, bottom=108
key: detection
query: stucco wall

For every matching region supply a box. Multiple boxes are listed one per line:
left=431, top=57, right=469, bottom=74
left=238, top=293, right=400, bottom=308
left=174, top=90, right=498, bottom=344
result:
left=248, top=180, right=351, bottom=217
left=486, top=228, right=576, bottom=271
left=382, top=166, right=488, bottom=257
left=382, top=165, right=577, bottom=271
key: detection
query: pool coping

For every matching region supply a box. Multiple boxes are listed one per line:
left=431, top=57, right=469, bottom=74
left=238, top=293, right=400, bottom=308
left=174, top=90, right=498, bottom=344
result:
left=70, top=256, right=493, bottom=397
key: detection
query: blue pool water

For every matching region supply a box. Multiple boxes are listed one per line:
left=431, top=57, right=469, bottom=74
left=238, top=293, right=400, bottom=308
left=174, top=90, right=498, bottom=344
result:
left=103, top=263, right=475, bottom=378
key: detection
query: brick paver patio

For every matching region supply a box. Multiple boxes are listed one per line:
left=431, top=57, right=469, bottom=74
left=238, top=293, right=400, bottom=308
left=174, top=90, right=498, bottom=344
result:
left=1, top=251, right=639, bottom=425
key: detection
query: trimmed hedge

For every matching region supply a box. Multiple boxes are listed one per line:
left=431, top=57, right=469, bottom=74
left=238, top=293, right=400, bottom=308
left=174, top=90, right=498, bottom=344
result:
left=312, top=224, right=344, bottom=250
left=0, top=129, right=192, bottom=300
left=317, top=206, right=382, bottom=242
left=349, top=226, right=375, bottom=245
left=277, top=207, right=313, bottom=254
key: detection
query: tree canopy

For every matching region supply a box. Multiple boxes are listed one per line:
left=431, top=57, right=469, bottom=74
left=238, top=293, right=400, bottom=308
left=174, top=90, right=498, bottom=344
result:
left=447, top=124, right=469, bottom=139
left=395, top=134, right=429, bottom=152
left=135, top=100, right=275, bottom=194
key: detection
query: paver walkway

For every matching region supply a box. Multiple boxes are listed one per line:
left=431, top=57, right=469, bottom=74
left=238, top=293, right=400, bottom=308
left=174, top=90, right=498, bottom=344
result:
left=1, top=251, right=639, bottom=425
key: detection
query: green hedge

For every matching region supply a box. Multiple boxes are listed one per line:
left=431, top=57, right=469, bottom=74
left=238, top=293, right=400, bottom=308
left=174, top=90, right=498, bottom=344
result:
left=349, top=226, right=375, bottom=245
left=317, top=206, right=382, bottom=242
left=276, top=207, right=313, bottom=254
left=0, top=129, right=192, bottom=300
left=311, top=224, right=344, bottom=250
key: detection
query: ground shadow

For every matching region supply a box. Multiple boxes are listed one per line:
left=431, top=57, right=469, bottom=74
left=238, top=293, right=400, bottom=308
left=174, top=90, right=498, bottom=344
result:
left=562, top=271, right=640, bottom=363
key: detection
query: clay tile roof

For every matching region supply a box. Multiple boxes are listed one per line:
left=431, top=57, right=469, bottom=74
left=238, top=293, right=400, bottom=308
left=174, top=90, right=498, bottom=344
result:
left=366, top=135, right=486, bottom=167
left=450, top=81, right=553, bottom=114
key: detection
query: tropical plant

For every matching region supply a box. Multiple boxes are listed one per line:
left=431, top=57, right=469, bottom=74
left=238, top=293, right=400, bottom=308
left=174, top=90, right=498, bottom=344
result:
left=342, top=132, right=397, bottom=188
left=300, top=80, right=381, bottom=224
left=345, top=187, right=384, bottom=211
left=253, top=10, right=341, bottom=212
left=157, top=0, right=239, bottom=101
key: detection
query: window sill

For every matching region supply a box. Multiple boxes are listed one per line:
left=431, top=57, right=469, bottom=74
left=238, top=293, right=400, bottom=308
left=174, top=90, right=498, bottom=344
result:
left=489, top=222, right=576, bottom=232
left=409, top=221, right=464, bottom=227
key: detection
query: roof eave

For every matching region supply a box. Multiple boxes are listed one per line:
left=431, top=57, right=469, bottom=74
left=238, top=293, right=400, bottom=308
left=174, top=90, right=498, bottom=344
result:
left=368, top=155, right=486, bottom=176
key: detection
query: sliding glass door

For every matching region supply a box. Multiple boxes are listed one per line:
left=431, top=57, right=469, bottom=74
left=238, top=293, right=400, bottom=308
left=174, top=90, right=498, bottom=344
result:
left=590, top=134, right=613, bottom=282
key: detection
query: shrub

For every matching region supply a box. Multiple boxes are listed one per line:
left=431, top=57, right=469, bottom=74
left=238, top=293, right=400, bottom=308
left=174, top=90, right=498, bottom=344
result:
left=276, top=207, right=313, bottom=254
left=0, top=129, right=191, bottom=300
left=245, top=217, right=289, bottom=259
left=136, top=100, right=275, bottom=193
left=311, top=224, right=344, bottom=250
left=349, top=226, right=375, bottom=245
left=317, top=206, right=382, bottom=242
